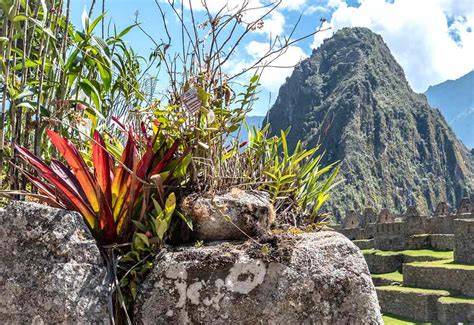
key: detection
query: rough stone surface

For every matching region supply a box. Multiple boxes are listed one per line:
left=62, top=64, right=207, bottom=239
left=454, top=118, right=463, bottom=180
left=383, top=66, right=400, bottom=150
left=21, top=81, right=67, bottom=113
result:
left=353, top=238, right=374, bottom=250
left=454, top=218, right=474, bottom=263
left=429, top=234, right=454, bottom=251
left=436, top=297, right=474, bottom=324
left=363, top=252, right=402, bottom=274
left=403, top=264, right=474, bottom=297
left=0, top=201, right=109, bottom=323
left=135, top=231, right=382, bottom=324
left=180, top=188, right=275, bottom=241
left=376, top=286, right=449, bottom=322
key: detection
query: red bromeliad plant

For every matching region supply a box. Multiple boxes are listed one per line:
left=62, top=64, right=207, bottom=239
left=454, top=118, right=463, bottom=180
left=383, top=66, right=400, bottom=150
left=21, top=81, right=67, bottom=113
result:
left=15, top=128, right=183, bottom=244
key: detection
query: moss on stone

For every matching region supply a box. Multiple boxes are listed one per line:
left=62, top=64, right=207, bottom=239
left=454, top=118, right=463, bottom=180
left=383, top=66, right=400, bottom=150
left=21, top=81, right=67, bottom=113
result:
left=376, top=286, right=450, bottom=296
left=438, top=296, right=474, bottom=304
left=372, top=271, right=403, bottom=282
left=407, top=259, right=474, bottom=270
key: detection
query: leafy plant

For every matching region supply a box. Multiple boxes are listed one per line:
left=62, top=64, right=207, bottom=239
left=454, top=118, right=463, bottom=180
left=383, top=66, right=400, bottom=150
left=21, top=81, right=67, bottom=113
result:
left=218, top=124, right=341, bottom=223
left=15, top=128, right=184, bottom=244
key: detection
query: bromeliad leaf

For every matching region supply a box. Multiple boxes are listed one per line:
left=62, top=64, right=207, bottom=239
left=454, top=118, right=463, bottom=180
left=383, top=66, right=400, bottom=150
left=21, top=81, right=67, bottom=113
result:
left=155, top=218, right=168, bottom=240
left=164, top=193, right=176, bottom=220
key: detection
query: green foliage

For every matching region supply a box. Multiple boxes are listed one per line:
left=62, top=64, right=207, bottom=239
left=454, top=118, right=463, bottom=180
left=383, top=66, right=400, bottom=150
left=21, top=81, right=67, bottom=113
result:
left=238, top=124, right=340, bottom=222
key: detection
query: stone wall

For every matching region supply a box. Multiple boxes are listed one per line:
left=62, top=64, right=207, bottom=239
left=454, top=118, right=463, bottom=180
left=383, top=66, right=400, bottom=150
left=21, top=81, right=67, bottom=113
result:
left=376, top=287, right=448, bottom=322
left=336, top=197, right=474, bottom=251
left=353, top=239, right=374, bottom=250
left=374, top=222, right=406, bottom=250
left=363, top=252, right=402, bottom=274
left=404, top=234, right=454, bottom=250
left=429, top=234, right=454, bottom=250
left=436, top=297, right=474, bottom=324
left=425, top=215, right=456, bottom=234
left=403, top=264, right=474, bottom=297
left=454, top=219, right=474, bottom=264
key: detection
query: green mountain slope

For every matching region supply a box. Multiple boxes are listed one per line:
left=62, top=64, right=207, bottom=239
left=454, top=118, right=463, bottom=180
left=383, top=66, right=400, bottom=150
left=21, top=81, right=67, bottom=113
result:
left=265, top=27, right=474, bottom=220
left=425, top=70, right=473, bottom=149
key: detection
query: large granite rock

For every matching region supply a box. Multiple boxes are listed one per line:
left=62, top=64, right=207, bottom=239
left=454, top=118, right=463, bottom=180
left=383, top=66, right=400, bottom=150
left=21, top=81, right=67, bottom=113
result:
left=0, top=201, right=109, bottom=323
left=135, top=231, right=382, bottom=324
left=180, top=188, right=275, bottom=241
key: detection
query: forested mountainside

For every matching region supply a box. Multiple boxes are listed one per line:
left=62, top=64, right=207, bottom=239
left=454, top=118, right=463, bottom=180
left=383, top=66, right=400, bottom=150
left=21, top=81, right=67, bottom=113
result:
left=265, top=27, right=474, bottom=221
left=425, top=70, right=473, bottom=149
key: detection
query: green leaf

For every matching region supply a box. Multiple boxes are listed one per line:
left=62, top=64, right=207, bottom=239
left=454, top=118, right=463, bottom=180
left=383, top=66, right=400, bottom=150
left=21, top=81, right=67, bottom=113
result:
left=88, top=12, right=106, bottom=33
left=164, top=192, right=176, bottom=219
left=78, top=80, right=103, bottom=117
left=250, top=74, right=259, bottom=84
left=136, top=233, right=150, bottom=247
left=155, top=218, right=168, bottom=240
left=96, top=61, right=111, bottom=92
left=15, top=102, right=35, bottom=110
left=132, top=234, right=145, bottom=251
left=177, top=211, right=193, bottom=231
left=12, top=15, right=27, bottom=22
left=116, top=23, right=138, bottom=39
left=152, top=197, right=163, bottom=216
left=14, top=88, right=34, bottom=100
left=174, top=153, right=192, bottom=178
left=28, top=18, right=56, bottom=40
left=132, top=220, right=147, bottom=232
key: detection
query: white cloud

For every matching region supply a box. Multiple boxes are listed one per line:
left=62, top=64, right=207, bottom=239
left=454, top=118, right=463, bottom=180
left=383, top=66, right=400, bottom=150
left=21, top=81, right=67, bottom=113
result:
left=259, top=11, right=286, bottom=36
left=182, top=0, right=288, bottom=37
left=305, top=5, right=329, bottom=15
left=327, top=0, right=343, bottom=8
left=312, top=0, right=474, bottom=92
left=226, top=41, right=307, bottom=92
left=278, top=0, right=308, bottom=11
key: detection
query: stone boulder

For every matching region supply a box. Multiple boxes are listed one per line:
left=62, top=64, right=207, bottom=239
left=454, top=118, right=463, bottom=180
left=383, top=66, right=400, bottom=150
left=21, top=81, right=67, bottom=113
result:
left=180, top=188, right=275, bottom=241
left=0, top=201, right=109, bottom=323
left=135, top=231, right=382, bottom=324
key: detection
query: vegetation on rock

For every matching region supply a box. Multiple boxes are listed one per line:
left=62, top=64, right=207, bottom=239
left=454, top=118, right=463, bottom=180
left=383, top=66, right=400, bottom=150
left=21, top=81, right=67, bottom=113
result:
left=0, top=0, right=337, bottom=322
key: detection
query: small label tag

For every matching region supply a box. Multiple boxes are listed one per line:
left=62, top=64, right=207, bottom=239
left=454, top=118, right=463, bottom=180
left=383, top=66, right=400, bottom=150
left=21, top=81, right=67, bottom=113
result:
left=181, top=88, right=201, bottom=114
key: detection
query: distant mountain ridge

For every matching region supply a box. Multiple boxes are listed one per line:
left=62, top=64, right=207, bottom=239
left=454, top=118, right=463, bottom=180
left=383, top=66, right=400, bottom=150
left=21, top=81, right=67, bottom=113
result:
left=425, top=70, right=474, bottom=149
left=265, top=27, right=474, bottom=220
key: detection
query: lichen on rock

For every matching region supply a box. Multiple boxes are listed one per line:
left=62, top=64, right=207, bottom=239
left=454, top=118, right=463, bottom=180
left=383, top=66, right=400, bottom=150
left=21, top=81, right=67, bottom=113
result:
left=0, top=201, right=109, bottom=323
left=134, top=231, right=383, bottom=324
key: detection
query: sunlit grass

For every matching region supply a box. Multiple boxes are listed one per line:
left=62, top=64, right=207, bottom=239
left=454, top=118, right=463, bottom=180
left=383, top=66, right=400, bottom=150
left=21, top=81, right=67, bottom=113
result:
left=372, top=271, right=403, bottom=282
left=376, top=286, right=450, bottom=295
left=407, top=259, right=474, bottom=270
left=438, top=296, right=474, bottom=304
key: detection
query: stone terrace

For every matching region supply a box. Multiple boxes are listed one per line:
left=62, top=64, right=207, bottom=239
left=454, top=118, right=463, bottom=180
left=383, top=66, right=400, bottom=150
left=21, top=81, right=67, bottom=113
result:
left=333, top=197, right=474, bottom=323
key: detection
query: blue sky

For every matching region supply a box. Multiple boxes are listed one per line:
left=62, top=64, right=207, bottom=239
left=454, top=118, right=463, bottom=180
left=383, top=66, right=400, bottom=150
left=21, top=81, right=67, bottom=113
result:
left=69, top=0, right=474, bottom=116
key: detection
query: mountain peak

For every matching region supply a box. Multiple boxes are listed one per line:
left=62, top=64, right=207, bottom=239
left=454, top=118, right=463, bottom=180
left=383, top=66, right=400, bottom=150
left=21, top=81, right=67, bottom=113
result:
left=266, top=27, right=474, bottom=220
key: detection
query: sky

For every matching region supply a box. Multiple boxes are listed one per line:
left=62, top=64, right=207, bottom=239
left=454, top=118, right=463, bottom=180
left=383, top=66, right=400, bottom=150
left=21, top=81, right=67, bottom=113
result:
left=70, top=0, right=474, bottom=116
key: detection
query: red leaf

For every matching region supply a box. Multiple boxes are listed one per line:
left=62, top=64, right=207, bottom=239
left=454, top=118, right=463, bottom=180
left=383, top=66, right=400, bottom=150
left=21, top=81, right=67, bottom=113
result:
left=150, top=140, right=179, bottom=176
left=47, top=129, right=100, bottom=214
left=92, top=131, right=112, bottom=203
left=16, top=144, right=97, bottom=228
